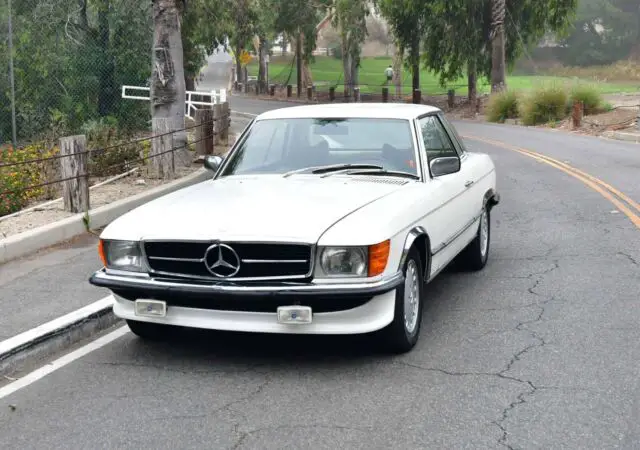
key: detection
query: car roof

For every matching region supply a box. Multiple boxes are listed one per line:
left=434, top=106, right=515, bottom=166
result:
left=255, top=103, right=442, bottom=121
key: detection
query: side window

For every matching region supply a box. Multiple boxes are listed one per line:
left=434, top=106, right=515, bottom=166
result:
left=418, top=116, right=459, bottom=162
left=438, top=114, right=467, bottom=155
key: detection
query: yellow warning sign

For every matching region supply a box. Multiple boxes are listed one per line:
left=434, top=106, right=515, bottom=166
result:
left=239, top=50, right=252, bottom=66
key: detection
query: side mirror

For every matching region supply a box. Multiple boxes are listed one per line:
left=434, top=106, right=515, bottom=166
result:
left=430, top=156, right=460, bottom=177
left=203, top=155, right=224, bottom=173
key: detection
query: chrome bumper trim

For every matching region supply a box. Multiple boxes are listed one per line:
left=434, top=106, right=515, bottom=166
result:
left=89, top=269, right=404, bottom=298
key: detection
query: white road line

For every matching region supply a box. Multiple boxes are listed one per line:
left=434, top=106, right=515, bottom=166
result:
left=0, top=295, right=115, bottom=356
left=0, top=325, right=130, bottom=400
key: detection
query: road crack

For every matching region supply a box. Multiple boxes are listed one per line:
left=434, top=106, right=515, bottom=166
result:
left=617, top=252, right=638, bottom=266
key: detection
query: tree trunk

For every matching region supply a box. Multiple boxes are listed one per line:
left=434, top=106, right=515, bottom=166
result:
left=299, top=33, right=313, bottom=89
left=258, top=37, right=267, bottom=94
left=410, top=33, right=420, bottom=92
left=235, top=47, right=243, bottom=84
left=185, top=75, right=195, bottom=91
left=490, top=0, right=507, bottom=92
left=467, top=60, right=477, bottom=103
left=342, top=38, right=353, bottom=98
left=296, top=32, right=303, bottom=97
left=151, top=0, right=187, bottom=150
left=392, top=44, right=403, bottom=98
left=351, top=54, right=359, bottom=91
left=97, top=0, right=115, bottom=116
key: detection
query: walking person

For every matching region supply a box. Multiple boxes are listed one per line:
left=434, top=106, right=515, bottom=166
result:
left=384, top=65, right=394, bottom=86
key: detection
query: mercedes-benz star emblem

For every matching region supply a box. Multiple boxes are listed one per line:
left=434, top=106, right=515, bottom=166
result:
left=204, top=243, right=241, bottom=278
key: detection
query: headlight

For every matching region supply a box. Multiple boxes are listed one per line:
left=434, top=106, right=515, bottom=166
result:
left=99, top=240, right=144, bottom=272
left=319, top=247, right=368, bottom=277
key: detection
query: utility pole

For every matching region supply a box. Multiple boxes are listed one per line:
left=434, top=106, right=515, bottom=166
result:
left=490, top=0, right=507, bottom=92
left=7, top=0, right=17, bottom=147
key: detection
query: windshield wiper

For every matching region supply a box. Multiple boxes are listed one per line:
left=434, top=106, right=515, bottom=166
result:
left=282, top=163, right=383, bottom=178
left=343, top=168, right=420, bottom=180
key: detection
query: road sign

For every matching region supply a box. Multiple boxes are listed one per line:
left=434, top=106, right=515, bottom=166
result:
left=239, top=50, right=252, bottom=67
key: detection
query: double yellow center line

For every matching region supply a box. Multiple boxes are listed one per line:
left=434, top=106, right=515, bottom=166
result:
left=463, top=135, right=640, bottom=230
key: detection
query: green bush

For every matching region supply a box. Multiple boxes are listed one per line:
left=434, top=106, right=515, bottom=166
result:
left=569, top=84, right=603, bottom=115
left=0, top=143, right=59, bottom=217
left=519, top=84, right=569, bottom=126
left=486, top=90, right=520, bottom=122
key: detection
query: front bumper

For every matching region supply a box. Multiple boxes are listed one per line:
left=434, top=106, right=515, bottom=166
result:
left=89, top=269, right=404, bottom=298
left=89, top=270, right=404, bottom=335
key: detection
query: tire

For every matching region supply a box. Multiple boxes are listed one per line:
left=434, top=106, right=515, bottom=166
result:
left=126, top=319, right=173, bottom=341
left=381, top=247, right=425, bottom=354
left=458, top=205, right=490, bottom=271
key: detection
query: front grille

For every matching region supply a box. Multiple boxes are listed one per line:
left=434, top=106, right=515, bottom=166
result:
left=143, top=241, right=313, bottom=281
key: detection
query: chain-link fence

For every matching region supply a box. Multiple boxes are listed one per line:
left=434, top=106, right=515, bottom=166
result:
left=0, top=109, right=230, bottom=219
left=0, top=1, right=153, bottom=150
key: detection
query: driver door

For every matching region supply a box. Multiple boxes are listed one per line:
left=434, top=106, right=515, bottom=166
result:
left=416, top=114, right=478, bottom=274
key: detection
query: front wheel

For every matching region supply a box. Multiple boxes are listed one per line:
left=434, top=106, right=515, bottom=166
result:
left=381, top=247, right=425, bottom=354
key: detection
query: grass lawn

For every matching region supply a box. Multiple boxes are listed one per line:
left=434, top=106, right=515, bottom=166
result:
left=248, top=55, right=640, bottom=96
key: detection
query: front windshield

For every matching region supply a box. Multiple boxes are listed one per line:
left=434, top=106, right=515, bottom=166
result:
left=219, top=117, right=418, bottom=177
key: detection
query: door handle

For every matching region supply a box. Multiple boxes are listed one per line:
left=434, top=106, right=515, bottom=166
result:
left=464, top=180, right=474, bottom=188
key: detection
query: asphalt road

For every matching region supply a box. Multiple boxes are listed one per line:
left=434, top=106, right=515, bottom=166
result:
left=1, top=55, right=639, bottom=449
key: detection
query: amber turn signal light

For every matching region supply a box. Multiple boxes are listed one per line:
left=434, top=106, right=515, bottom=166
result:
left=98, top=239, right=107, bottom=267
left=368, top=240, right=390, bottom=277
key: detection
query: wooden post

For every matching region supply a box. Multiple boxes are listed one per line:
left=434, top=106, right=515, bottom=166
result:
left=194, top=109, right=214, bottom=156
left=354, top=87, right=361, bottom=102
left=382, top=87, right=389, bottom=103
left=307, top=86, right=313, bottom=101
left=213, top=103, right=223, bottom=145
left=270, top=84, right=275, bottom=96
left=286, top=85, right=292, bottom=97
left=220, top=102, right=230, bottom=145
left=151, top=118, right=175, bottom=180
left=572, top=101, right=584, bottom=129
left=59, top=135, right=89, bottom=214
left=329, top=86, right=335, bottom=102
left=413, top=89, right=421, bottom=104
left=447, top=89, right=455, bottom=109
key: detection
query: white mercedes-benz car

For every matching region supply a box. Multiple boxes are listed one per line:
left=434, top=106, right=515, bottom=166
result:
left=90, top=103, right=499, bottom=353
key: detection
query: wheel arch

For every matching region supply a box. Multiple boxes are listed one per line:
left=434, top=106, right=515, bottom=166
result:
left=398, top=226, right=432, bottom=283
left=483, top=188, right=500, bottom=212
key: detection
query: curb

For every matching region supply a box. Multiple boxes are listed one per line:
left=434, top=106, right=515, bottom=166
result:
left=0, top=168, right=211, bottom=265
left=0, top=296, right=119, bottom=376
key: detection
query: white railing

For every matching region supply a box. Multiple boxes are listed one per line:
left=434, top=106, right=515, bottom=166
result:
left=121, top=85, right=227, bottom=119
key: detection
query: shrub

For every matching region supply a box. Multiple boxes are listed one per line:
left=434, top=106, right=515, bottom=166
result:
left=83, top=118, right=144, bottom=178
left=486, top=90, right=520, bottom=122
left=519, top=84, right=569, bottom=126
left=0, top=143, right=59, bottom=217
left=569, top=84, right=603, bottom=115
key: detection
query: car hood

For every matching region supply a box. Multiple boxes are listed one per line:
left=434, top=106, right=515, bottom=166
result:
left=102, top=175, right=410, bottom=243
